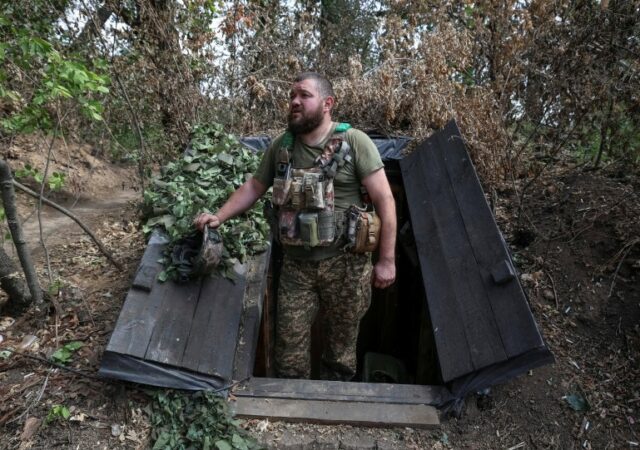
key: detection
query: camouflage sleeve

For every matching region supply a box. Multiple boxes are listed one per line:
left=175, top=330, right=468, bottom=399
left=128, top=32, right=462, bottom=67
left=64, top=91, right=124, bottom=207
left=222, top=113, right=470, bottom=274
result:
left=253, top=134, right=284, bottom=188
left=347, top=128, right=384, bottom=180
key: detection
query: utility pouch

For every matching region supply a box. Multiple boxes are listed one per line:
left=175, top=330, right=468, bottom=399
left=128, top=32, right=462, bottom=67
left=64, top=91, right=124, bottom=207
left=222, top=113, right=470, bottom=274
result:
left=303, top=172, right=324, bottom=209
left=323, top=180, right=335, bottom=209
left=272, top=178, right=292, bottom=206
left=279, top=209, right=298, bottom=240
left=290, top=179, right=304, bottom=209
left=317, top=210, right=336, bottom=242
left=298, top=212, right=319, bottom=247
left=345, top=205, right=381, bottom=253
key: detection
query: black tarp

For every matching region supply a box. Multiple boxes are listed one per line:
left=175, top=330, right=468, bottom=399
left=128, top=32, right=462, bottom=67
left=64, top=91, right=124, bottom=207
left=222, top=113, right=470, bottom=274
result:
left=239, top=132, right=411, bottom=161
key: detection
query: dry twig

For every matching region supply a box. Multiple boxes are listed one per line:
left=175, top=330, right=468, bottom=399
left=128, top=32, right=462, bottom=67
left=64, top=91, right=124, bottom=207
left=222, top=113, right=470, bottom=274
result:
left=13, top=181, right=123, bottom=270
left=608, top=238, right=639, bottom=298
left=546, top=270, right=559, bottom=310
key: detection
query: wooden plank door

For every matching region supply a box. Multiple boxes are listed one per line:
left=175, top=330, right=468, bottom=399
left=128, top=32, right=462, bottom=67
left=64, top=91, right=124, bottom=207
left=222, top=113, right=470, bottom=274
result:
left=400, top=121, right=546, bottom=382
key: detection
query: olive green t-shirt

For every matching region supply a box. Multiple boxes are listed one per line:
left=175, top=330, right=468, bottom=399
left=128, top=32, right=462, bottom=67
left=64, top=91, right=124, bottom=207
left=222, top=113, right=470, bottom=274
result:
left=254, top=123, right=384, bottom=260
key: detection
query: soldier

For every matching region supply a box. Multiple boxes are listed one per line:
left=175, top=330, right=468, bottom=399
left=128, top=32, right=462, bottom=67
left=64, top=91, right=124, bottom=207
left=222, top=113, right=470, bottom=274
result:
left=195, top=72, right=396, bottom=381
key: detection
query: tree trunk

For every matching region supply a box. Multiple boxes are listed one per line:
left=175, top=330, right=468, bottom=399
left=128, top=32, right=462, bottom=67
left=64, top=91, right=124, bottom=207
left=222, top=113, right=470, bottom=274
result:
left=0, top=160, right=43, bottom=309
left=0, top=246, right=32, bottom=314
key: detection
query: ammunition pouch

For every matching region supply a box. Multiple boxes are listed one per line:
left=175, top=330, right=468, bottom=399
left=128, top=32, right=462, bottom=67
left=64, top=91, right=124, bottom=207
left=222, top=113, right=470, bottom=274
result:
left=344, top=205, right=381, bottom=253
left=272, top=177, right=291, bottom=206
left=277, top=207, right=337, bottom=248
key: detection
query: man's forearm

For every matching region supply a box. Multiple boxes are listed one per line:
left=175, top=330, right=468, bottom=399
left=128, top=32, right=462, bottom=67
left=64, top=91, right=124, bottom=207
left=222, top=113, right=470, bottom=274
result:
left=361, top=168, right=397, bottom=263
left=375, top=193, right=397, bottom=262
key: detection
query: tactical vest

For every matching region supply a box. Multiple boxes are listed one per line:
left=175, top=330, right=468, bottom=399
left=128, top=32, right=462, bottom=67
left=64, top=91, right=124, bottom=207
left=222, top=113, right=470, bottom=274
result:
left=272, top=123, right=352, bottom=248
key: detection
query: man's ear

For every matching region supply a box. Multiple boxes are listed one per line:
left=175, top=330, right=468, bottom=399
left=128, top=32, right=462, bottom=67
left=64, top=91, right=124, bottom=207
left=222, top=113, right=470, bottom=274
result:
left=324, top=96, right=335, bottom=112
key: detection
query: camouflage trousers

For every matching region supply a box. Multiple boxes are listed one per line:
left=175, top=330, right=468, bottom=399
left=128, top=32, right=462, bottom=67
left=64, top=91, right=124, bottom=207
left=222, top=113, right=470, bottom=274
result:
left=275, top=252, right=373, bottom=381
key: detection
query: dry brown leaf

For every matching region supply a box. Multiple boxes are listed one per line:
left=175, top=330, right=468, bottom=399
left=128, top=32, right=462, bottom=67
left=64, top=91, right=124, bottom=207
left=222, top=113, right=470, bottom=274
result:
left=20, top=417, right=41, bottom=441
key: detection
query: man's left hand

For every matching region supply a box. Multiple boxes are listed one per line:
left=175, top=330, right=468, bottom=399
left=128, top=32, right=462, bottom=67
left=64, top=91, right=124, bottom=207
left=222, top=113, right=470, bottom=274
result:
left=372, top=258, right=396, bottom=289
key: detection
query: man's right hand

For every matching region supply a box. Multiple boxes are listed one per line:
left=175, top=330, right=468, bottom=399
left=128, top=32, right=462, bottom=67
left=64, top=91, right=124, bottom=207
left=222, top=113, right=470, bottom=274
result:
left=194, top=213, right=221, bottom=231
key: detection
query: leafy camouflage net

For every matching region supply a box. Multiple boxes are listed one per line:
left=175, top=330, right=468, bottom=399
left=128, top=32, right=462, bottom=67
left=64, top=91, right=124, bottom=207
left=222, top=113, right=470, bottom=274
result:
left=142, top=123, right=270, bottom=281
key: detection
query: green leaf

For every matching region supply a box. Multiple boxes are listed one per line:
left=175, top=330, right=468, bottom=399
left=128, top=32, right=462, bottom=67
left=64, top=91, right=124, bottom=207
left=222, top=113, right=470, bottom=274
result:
left=64, top=341, right=83, bottom=351
left=217, top=153, right=234, bottom=166
left=51, top=348, right=72, bottom=363
left=51, top=341, right=83, bottom=364
left=232, top=433, right=249, bottom=450
left=46, top=405, right=71, bottom=424
left=88, top=109, right=103, bottom=121
left=153, top=431, right=171, bottom=449
left=565, top=393, right=590, bottom=411
left=147, top=214, right=176, bottom=230
left=183, top=163, right=201, bottom=172
left=214, top=440, right=232, bottom=450
left=72, top=69, right=89, bottom=84
left=48, top=172, right=66, bottom=190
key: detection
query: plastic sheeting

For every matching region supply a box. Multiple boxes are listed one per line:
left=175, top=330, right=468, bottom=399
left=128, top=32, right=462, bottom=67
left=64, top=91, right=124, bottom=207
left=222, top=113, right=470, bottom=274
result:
left=442, top=347, right=555, bottom=416
left=99, top=352, right=229, bottom=392
left=240, top=133, right=412, bottom=161
left=239, top=136, right=272, bottom=153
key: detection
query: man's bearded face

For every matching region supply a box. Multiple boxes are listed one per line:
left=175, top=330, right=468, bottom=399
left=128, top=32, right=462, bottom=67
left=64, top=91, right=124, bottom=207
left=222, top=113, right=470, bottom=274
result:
left=288, top=101, right=324, bottom=135
left=287, top=79, right=326, bottom=135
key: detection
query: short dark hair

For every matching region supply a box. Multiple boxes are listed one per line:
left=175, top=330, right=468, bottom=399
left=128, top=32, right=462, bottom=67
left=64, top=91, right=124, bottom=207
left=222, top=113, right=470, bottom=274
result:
left=293, top=72, right=335, bottom=99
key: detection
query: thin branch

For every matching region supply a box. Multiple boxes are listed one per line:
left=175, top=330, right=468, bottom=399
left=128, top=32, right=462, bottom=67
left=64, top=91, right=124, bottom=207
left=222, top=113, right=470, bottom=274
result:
left=546, top=270, right=559, bottom=310
left=608, top=239, right=638, bottom=299
left=9, top=370, right=51, bottom=425
left=13, top=180, right=123, bottom=270
left=0, top=348, right=103, bottom=381
left=37, top=125, right=61, bottom=285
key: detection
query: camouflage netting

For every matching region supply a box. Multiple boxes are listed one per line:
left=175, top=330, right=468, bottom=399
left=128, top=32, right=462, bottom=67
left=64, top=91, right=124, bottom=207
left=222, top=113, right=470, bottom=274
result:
left=229, top=22, right=510, bottom=187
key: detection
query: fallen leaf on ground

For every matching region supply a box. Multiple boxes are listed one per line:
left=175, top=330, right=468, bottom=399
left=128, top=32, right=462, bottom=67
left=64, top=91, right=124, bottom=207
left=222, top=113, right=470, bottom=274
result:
left=564, top=393, right=590, bottom=411
left=70, top=413, right=87, bottom=422
left=18, top=335, right=37, bottom=351
left=20, top=417, right=42, bottom=441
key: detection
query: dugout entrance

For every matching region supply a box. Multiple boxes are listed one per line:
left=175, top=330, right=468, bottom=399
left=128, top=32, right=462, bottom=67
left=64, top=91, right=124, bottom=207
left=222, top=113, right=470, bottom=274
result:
left=99, top=121, right=553, bottom=426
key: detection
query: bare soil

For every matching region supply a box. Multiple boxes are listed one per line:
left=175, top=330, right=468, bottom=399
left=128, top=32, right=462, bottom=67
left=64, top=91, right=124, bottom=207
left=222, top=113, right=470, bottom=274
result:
left=0, top=139, right=638, bottom=449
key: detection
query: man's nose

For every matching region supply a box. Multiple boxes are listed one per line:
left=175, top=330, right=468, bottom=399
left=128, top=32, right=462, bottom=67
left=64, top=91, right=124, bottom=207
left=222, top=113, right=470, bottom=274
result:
left=290, top=95, right=301, bottom=107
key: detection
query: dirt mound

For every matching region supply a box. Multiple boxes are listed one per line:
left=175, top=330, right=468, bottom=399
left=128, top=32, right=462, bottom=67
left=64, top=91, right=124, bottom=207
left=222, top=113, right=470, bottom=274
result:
left=0, top=135, right=139, bottom=256
left=3, top=134, right=138, bottom=200
left=484, top=163, right=640, bottom=449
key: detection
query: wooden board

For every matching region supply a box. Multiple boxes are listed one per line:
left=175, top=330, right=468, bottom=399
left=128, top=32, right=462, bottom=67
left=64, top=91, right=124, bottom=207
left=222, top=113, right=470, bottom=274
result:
left=106, top=242, right=167, bottom=358
left=400, top=121, right=547, bottom=382
left=436, top=122, right=543, bottom=356
left=418, top=132, right=507, bottom=368
left=186, top=274, right=246, bottom=378
left=236, top=378, right=448, bottom=406
left=233, top=248, right=271, bottom=379
left=230, top=397, right=439, bottom=428
left=103, top=228, right=265, bottom=388
left=400, top=144, right=476, bottom=382
left=144, top=278, right=203, bottom=365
